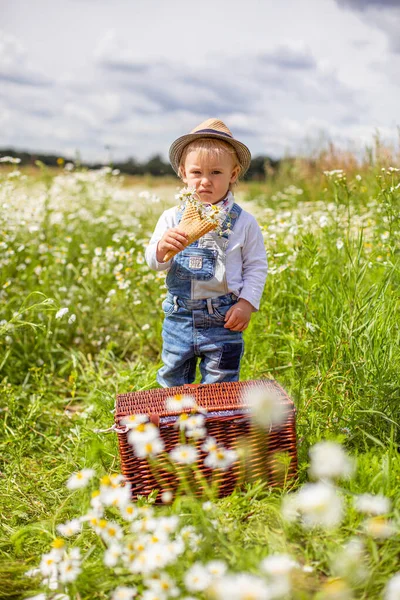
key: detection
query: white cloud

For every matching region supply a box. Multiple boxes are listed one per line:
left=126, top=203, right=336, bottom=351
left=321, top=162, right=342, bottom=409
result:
left=1, top=1, right=399, bottom=161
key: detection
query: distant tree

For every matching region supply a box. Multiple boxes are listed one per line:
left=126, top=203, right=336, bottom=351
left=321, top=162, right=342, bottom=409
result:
left=144, top=155, right=175, bottom=177
left=0, top=149, right=281, bottom=180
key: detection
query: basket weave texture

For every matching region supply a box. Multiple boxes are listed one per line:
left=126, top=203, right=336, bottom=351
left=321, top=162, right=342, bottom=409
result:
left=115, top=380, right=297, bottom=501
left=163, top=202, right=218, bottom=262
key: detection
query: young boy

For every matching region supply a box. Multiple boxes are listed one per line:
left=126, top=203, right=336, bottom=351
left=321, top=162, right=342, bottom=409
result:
left=145, top=118, right=268, bottom=387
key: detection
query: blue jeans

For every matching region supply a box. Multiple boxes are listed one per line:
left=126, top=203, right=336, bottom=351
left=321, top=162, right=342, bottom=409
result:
left=157, top=293, right=244, bottom=387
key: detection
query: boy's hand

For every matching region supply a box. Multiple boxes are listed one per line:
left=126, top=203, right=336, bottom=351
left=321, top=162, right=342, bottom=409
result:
left=224, top=298, right=254, bottom=332
left=157, top=227, right=189, bottom=262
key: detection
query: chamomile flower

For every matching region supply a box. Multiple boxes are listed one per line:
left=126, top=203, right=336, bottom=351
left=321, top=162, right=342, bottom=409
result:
left=104, top=543, right=122, bottom=567
left=184, top=563, right=212, bottom=592
left=66, top=468, right=95, bottom=490
left=121, top=414, right=148, bottom=429
left=308, top=441, right=355, bottom=481
left=204, top=446, right=237, bottom=471
left=127, top=422, right=160, bottom=445
left=133, top=437, right=165, bottom=458
left=384, top=573, right=400, bottom=600
left=170, top=444, right=198, bottom=464
left=56, top=518, right=82, bottom=537
left=55, top=307, right=69, bottom=319
left=242, top=384, right=286, bottom=428
left=111, top=586, right=138, bottom=600
left=166, top=393, right=196, bottom=412
left=58, top=557, right=81, bottom=583
left=209, top=573, right=271, bottom=599
left=206, top=560, right=227, bottom=578
left=283, top=482, right=344, bottom=529
left=353, top=493, right=391, bottom=515
left=363, top=516, right=397, bottom=539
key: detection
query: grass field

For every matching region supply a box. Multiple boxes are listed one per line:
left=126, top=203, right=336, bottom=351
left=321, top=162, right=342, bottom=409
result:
left=0, top=157, right=399, bottom=599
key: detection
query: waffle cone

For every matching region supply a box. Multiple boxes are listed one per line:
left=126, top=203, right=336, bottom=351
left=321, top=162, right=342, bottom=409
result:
left=163, top=202, right=218, bottom=262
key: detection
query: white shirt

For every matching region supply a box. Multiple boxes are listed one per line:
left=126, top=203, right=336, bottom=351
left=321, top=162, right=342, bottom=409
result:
left=145, top=192, right=268, bottom=310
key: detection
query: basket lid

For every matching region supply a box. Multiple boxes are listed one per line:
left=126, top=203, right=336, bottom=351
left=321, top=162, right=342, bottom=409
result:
left=115, top=380, right=293, bottom=420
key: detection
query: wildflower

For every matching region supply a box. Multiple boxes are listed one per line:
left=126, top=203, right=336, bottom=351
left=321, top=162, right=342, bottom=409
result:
left=319, top=215, right=329, bottom=228
left=161, top=490, right=173, bottom=504
left=59, top=557, right=81, bottom=583
left=308, top=441, right=355, bottom=481
left=303, top=565, right=314, bottom=573
left=157, top=515, right=179, bottom=534
left=283, top=482, right=343, bottom=529
left=145, top=572, right=180, bottom=596
left=166, top=394, right=196, bottom=412
left=201, top=437, right=218, bottom=453
left=133, top=437, right=165, bottom=458
left=40, top=551, right=59, bottom=577
left=68, top=313, right=76, bottom=324
left=121, top=503, right=138, bottom=521
left=141, top=590, right=167, bottom=600
left=170, top=444, right=198, bottom=464
left=242, top=384, right=286, bottom=428
left=209, top=573, right=271, bottom=599
left=363, top=516, right=397, bottom=539
left=100, top=483, right=131, bottom=509
left=121, top=414, right=148, bottom=429
left=204, top=447, right=237, bottom=471
left=141, top=323, right=150, bottom=331
left=127, top=422, right=160, bottom=445
left=66, top=468, right=95, bottom=490
left=384, top=573, right=400, bottom=600
left=184, top=563, right=212, bottom=592
left=56, top=518, right=82, bottom=537
left=202, top=501, right=214, bottom=512
left=111, top=586, right=138, bottom=600
left=305, top=321, right=316, bottom=332
left=206, top=560, right=227, bottom=578
left=0, top=156, right=21, bottom=163
left=55, top=307, right=69, bottom=319
left=331, top=538, right=366, bottom=583
left=104, top=543, right=122, bottom=567
left=336, top=238, right=344, bottom=250
left=102, top=521, right=124, bottom=543
left=319, top=577, right=352, bottom=599
left=353, top=493, right=391, bottom=515
left=260, top=553, right=298, bottom=577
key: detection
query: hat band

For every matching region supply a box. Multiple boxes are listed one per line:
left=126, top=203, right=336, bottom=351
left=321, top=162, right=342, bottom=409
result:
left=194, top=128, right=233, bottom=139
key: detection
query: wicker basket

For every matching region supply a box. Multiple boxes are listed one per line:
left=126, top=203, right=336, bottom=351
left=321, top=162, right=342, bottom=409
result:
left=115, top=380, right=297, bottom=501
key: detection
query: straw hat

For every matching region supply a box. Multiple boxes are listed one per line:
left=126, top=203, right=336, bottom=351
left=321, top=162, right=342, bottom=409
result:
left=169, top=118, right=252, bottom=176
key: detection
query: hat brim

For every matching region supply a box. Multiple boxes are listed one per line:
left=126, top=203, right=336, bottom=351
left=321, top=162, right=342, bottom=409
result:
left=169, top=132, right=251, bottom=176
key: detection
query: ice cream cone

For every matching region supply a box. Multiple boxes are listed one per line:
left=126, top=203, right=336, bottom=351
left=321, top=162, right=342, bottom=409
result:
left=163, top=202, right=218, bottom=262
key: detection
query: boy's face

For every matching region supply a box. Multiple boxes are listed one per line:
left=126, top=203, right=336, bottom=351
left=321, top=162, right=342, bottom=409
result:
left=182, top=150, right=240, bottom=204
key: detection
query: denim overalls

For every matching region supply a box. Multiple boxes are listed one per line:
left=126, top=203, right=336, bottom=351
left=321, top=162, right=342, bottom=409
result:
left=157, top=203, right=244, bottom=387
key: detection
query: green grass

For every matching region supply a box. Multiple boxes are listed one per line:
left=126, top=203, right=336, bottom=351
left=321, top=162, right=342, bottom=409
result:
left=0, top=162, right=399, bottom=599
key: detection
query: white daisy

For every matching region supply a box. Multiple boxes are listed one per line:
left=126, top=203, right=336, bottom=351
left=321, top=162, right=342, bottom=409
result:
left=308, top=441, right=355, bottom=481
left=166, top=394, right=196, bottom=412
left=66, top=468, right=95, bottom=490
left=170, top=444, right=198, bottom=465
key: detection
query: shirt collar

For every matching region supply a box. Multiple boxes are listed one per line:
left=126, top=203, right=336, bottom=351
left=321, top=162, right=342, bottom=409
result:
left=215, top=190, right=235, bottom=212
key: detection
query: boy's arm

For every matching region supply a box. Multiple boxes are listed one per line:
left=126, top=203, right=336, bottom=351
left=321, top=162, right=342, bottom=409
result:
left=239, top=216, right=268, bottom=311
left=145, top=210, right=177, bottom=271
left=224, top=217, right=268, bottom=332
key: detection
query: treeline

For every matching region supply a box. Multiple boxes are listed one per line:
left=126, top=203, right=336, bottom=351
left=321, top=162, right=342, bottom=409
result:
left=0, top=149, right=280, bottom=180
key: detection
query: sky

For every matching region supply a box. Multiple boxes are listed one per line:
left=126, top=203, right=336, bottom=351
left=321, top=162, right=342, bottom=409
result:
left=1, top=0, right=400, bottom=162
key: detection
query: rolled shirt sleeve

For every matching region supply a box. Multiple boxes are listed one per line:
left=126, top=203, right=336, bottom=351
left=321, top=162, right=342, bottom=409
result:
left=238, top=216, right=268, bottom=311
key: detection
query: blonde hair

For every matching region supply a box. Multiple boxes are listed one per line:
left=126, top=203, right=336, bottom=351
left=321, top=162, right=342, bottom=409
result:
left=178, top=138, right=241, bottom=189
